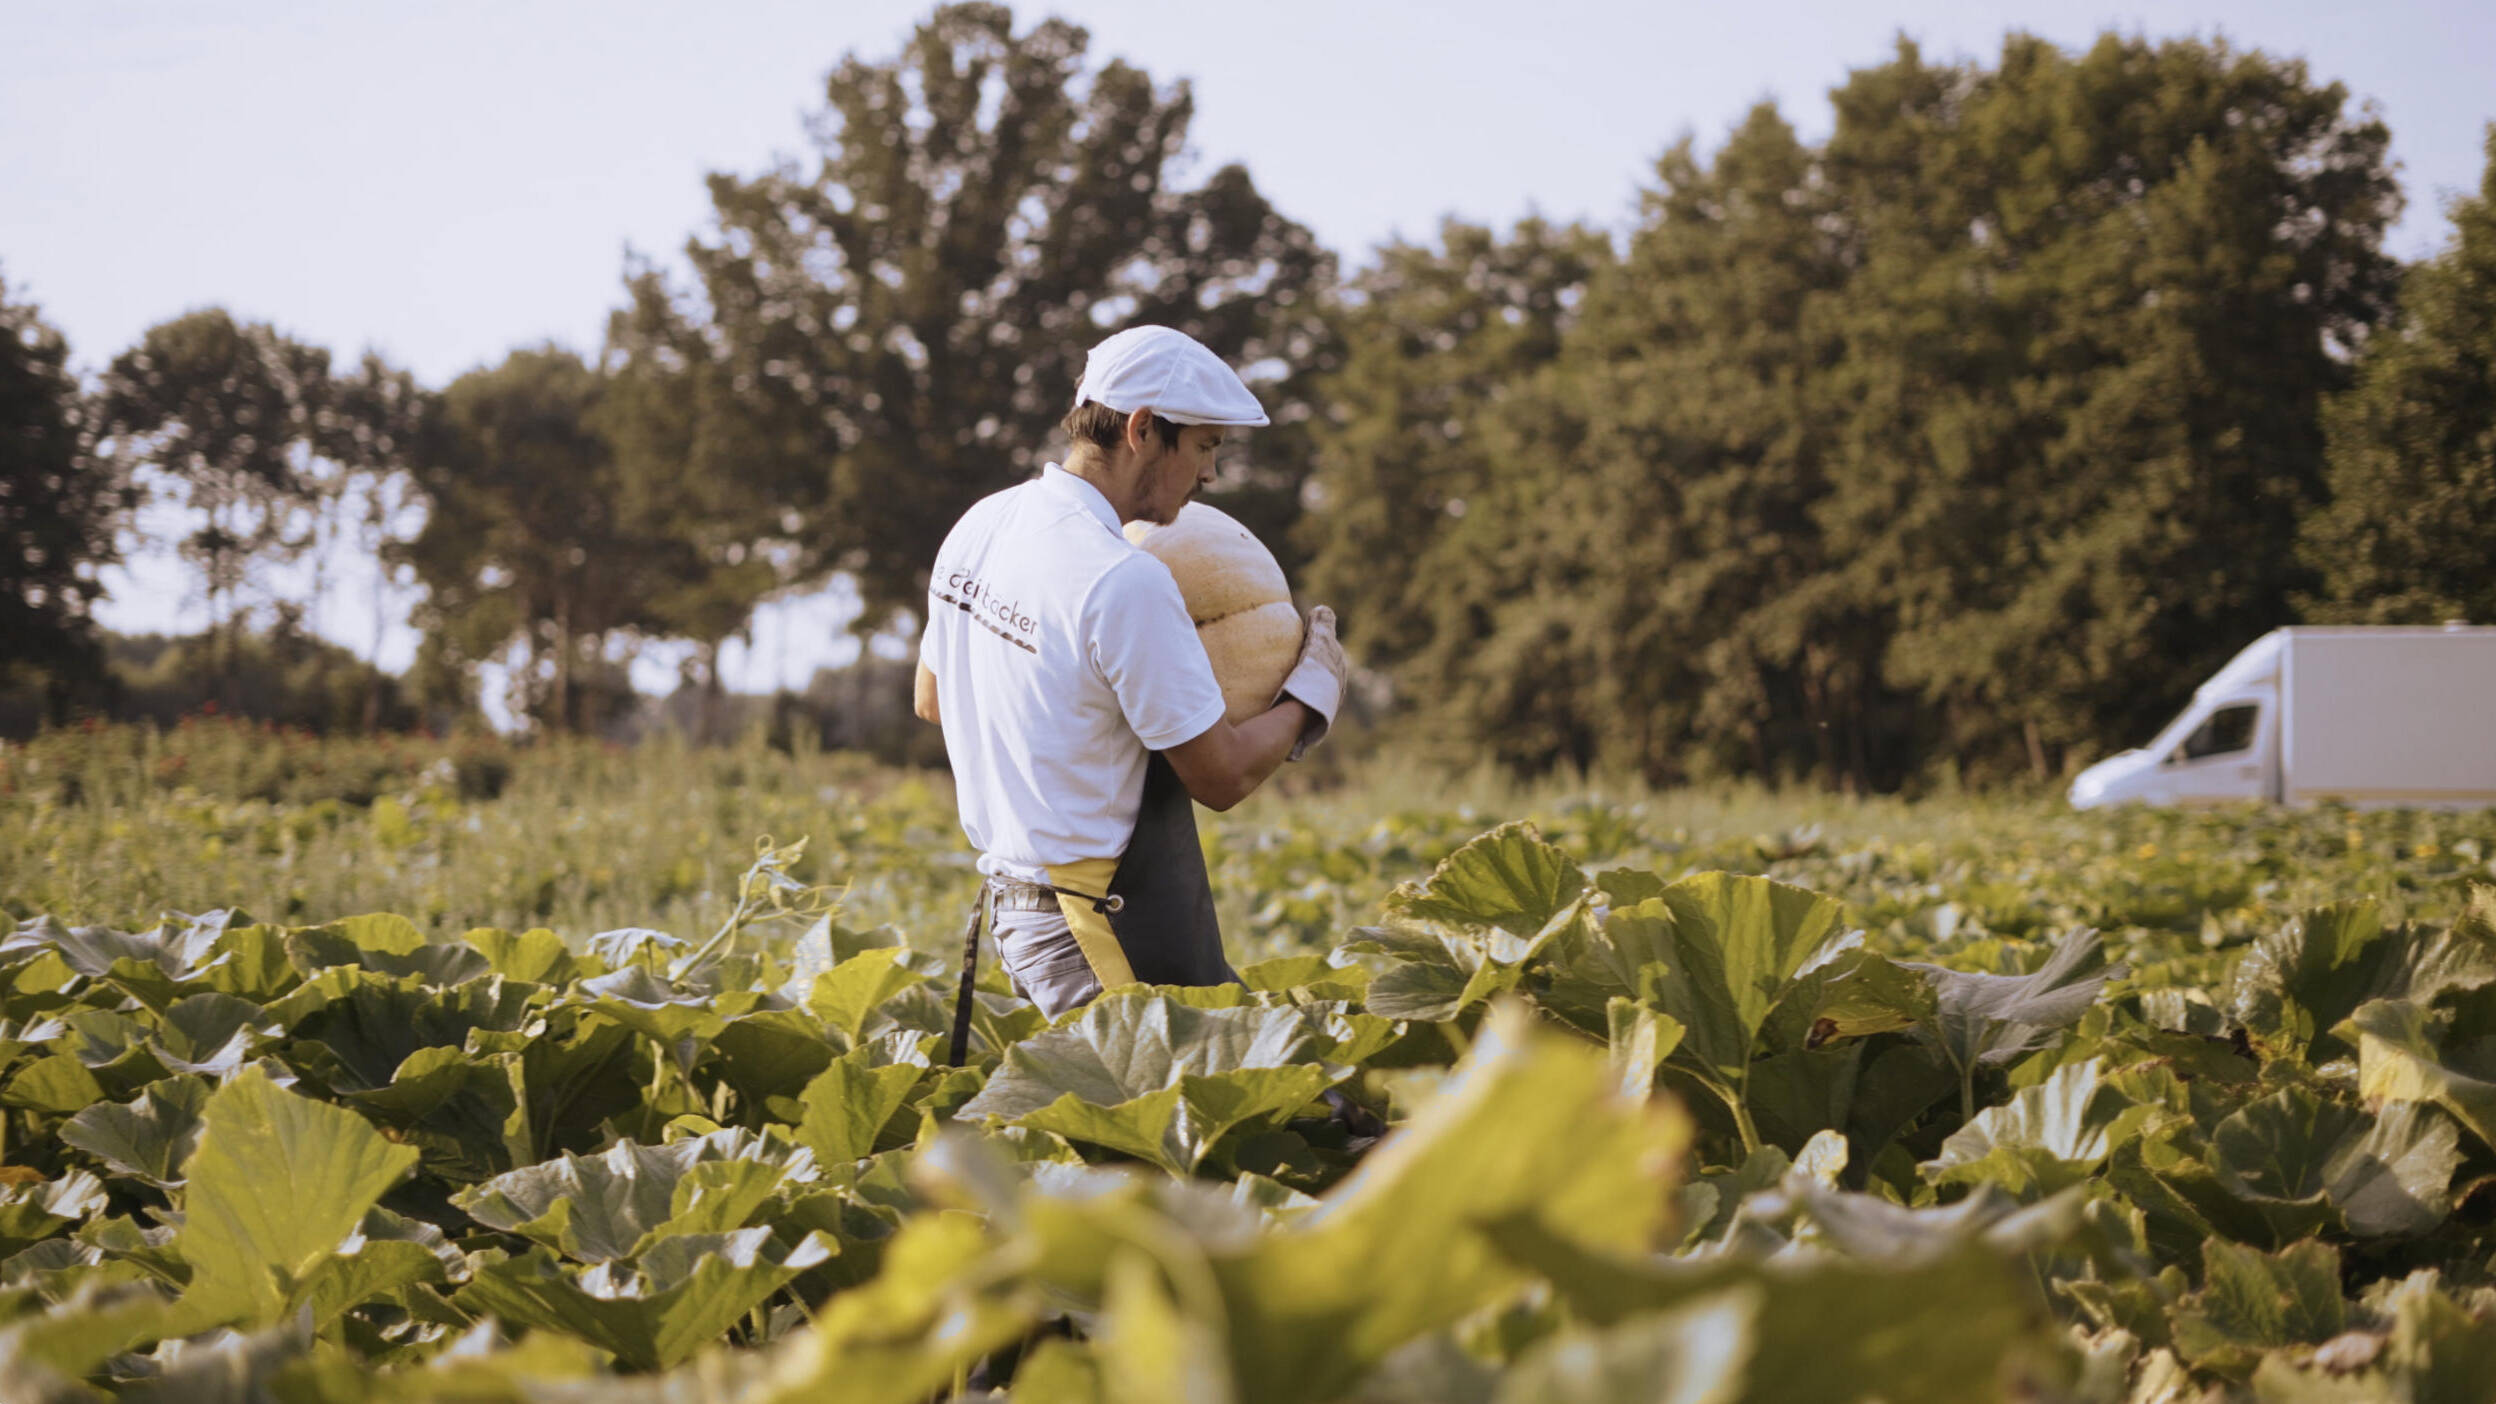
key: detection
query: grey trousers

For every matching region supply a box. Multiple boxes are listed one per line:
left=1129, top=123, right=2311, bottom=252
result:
left=992, top=908, right=1104, bottom=1019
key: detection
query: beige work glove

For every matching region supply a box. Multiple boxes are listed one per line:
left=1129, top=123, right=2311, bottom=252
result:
left=1280, top=605, right=1345, bottom=761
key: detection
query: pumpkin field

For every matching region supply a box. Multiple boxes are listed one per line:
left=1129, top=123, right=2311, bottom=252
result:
left=4, top=723, right=2496, bottom=1401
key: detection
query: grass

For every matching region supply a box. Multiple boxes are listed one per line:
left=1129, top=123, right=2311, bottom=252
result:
left=7, top=720, right=2494, bottom=970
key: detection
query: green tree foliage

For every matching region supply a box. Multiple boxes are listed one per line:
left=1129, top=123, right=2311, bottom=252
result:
left=1819, top=36, right=2397, bottom=780
left=598, top=265, right=791, bottom=727
left=1526, top=106, right=1856, bottom=785
left=1298, top=218, right=1612, bottom=711
left=102, top=627, right=419, bottom=735
left=320, top=352, right=435, bottom=730
left=1309, top=33, right=2400, bottom=789
left=92, top=309, right=333, bottom=679
left=399, top=347, right=697, bottom=733
left=2303, top=126, right=2496, bottom=625
left=0, top=269, right=124, bottom=709
left=645, top=1, right=1332, bottom=632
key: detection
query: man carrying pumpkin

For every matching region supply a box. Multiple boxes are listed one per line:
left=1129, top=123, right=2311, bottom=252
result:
left=913, top=326, right=1346, bottom=1051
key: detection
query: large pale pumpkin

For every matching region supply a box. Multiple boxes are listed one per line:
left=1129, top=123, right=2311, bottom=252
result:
left=1125, top=503, right=1302, bottom=723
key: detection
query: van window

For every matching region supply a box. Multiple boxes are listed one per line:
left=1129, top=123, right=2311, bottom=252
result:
left=2179, top=703, right=2259, bottom=761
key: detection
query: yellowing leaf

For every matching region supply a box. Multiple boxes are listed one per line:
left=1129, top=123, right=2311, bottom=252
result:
left=172, top=1066, right=418, bottom=1331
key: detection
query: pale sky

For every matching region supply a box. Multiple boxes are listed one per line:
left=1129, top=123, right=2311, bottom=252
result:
left=7, top=0, right=2492, bottom=712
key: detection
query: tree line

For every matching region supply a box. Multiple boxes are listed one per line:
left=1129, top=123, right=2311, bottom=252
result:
left=3, top=4, right=2492, bottom=788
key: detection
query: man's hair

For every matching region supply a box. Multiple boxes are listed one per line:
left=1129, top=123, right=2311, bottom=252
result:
left=1063, top=399, right=1182, bottom=452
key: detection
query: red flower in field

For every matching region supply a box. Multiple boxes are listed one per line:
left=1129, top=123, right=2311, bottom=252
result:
left=201, top=701, right=219, bottom=716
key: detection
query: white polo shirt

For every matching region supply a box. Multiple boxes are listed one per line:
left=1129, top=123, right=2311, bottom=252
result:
left=921, top=464, right=1227, bottom=883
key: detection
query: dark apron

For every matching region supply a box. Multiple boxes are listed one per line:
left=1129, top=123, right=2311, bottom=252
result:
left=946, top=753, right=1236, bottom=1064
left=1099, top=752, right=1237, bottom=986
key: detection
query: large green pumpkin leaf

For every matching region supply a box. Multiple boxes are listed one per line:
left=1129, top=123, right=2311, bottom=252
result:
left=1382, top=821, right=1587, bottom=943
left=2170, top=1238, right=2346, bottom=1376
left=336, top=1044, right=523, bottom=1186
left=575, top=964, right=731, bottom=1048
left=16, top=914, right=228, bottom=1009
left=146, top=993, right=278, bottom=1077
left=1924, top=1059, right=2145, bottom=1196
left=286, top=916, right=490, bottom=986
left=713, top=1007, right=842, bottom=1113
left=0, top=1052, right=106, bottom=1116
left=0, top=1015, right=67, bottom=1079
left=462, top=926, right=578, bottom=985
left=1607, top=994, right=1688, bottom=1098
left=453, top=1129, right=817, bottom=1264
left=1644, top=875, right=1849, bottom=1080
left=2378, top=1270, right=2496, bottom=1404
left=1360, top=954, right=1517, bottom=1024
left=1197, top=1002, right=1690, bottom=1400
left=198, top=924, right=298, bottom=1002
left=2249, top=1269, right=2496, bottom=1403
left=280, top=970, right=540, bottom=1096
left=53, top=1009, right=170, bottom=1091
left=731, top=1212, right=1036, bottom=1404
left=956, top=995, right=1343, bottom=1173
left=1485, top=1194, right=2066, bottom=1404
left=0, top=1279, right=179, bottom=1392
left=1018, top=1068, right=1337, bottom=1175
left=0, top=1170, right=106, bottom=1259
left=1601, top=873, right=1849, bottom=1150
left=310, top=912, right=429, bottom=956
left=1902, top=928, right=2120, bottom=1111
left=805, top=946, right=929, bottom=1043
left=780, top=916, right=901, bottom=996
left=456, top=1228, right=833, bottom=1372
left=170, top=1065, right=419, bottom=1331
left=61, top=1074, right=212, bottom=1190
left=796, top=1047, right=924, bottom=1164
left=1238, top=955, right=1371, bottom=1002
left=946, top=1002, right=1691, bottom=1401
left=1092, top=1248, right=1234, bottom=1404
left=1350, top=831, right=1594, bottom=1027
left=491, top=1006, right=645, bottom=1170
left=1490, top=1288, right=1755, bottom=1404
left=2344, top=999, right=2496, bottom=1153
left=2210, top=1086, right=2461, bottom=1239
left=963, top=995, right=1321, bottom=1113
left=293, top=1235, right=447, bottom=1331
left=2231, top=895, right=2496, bottom=1063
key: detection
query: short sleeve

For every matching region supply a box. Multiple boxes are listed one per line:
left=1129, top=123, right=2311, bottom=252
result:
left=1084, top=556, right=1227, bottom=751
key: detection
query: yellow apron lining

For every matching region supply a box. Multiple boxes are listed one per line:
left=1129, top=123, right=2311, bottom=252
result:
left=1043, top=857, right=1135, bottom=988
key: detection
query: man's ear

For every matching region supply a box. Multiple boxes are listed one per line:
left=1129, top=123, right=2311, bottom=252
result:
left=1124, top=406, right=1157, bottom=453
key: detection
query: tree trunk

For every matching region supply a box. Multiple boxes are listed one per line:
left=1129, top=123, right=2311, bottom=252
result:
left=309, top=509, right=331, bottom=730
left=1802, top=655, right=1837, bottom=790
left=554, top=593, right=575, bottom=735
left=701, top=640, right=726, bottom=745
left=363, top=557, right=388, bottom=733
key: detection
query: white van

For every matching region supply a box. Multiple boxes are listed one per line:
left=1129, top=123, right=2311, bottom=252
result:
left=2068, top=626, right=2496, bottom=810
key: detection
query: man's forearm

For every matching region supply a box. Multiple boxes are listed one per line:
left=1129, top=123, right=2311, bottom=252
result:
left=1229, top=698, right=1312, bottom=795
left=1165, top=698, right=1310, bottom=811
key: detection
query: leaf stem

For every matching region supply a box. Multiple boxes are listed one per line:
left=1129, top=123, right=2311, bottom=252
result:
left=1719, top=1082, right=1762, bottom=1158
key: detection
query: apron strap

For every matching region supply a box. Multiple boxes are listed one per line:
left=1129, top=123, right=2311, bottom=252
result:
left=945, top=883, right=994, bottom=1067
left=1030, top=881, right=1123, bottom=914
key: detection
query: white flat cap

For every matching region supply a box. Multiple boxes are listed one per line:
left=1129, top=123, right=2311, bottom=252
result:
left=1074, top=325, right=1271, bottom=427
